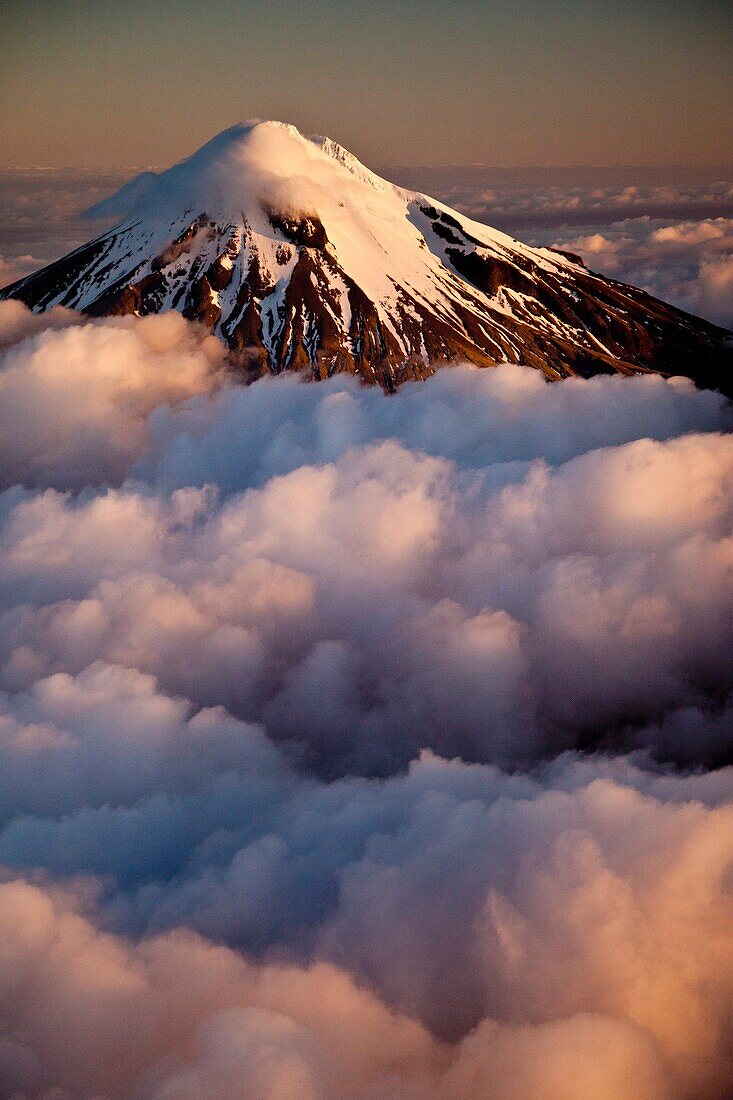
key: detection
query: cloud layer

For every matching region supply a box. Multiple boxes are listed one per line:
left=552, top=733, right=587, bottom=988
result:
left=0, top=166, right=131, bottom=290
left=0, top=302, right=731, bottom=1098
left=543, top=217, right=733, bottom=329
left=2, top=749, right=731, bottom=1100
left=388, top=166, right=733, bottom=233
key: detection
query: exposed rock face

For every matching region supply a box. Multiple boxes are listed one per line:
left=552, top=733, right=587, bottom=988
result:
left=1, top=121, right=730, bottom=392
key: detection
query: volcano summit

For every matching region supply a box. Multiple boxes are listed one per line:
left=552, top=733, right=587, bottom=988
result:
left=1, top=121, right=730, bottom=390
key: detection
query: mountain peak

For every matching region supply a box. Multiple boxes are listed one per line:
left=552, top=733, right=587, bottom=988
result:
left=86, top=121, right=390, bottom=224
left=2, top=125, right=731, bottom=392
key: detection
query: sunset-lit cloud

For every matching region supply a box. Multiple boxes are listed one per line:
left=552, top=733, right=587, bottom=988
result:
left=546, top=217, right=733, bottom=328
left=0, top=305, right=731, bottom=774
left=0, top=277, right=731, bottom=1097
left=0, top=755, right=730, bottom=1098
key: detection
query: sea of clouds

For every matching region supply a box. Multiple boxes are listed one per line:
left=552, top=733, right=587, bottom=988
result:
left=0, top=165, right=732, bottom=1099
left=0, top=295, right=731, bottom=1099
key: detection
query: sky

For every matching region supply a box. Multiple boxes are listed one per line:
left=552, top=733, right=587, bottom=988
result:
left=0, top=0, right=731, bottom=168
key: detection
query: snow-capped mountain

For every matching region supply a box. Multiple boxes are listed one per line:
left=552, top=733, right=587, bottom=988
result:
left=2, top=121, right=730, bottom=390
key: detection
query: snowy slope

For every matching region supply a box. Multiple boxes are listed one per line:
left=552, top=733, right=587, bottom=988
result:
left=2, top=121, right=730, bottom=390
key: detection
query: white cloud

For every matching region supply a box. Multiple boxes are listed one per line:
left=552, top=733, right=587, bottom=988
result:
left=0, top=746, right=730, bottom=1099
left=0, top=253, right=42, bottom=287
left=0, top=305, right=224, bottom=489
left=548, top=217, right=733, bottom=327
left=0, top=306, right=730, bottom=1098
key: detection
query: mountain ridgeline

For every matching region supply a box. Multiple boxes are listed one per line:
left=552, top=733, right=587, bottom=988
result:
left=2, top=121, right=730, bottom=391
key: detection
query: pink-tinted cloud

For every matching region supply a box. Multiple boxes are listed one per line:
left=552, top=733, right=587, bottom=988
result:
left=0, top=306, right=731, bottom=1099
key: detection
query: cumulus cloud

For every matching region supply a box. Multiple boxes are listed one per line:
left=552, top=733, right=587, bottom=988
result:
left=141, top=362, right=732, bottom=493
left=0, top=298, right=80, bottom=347
left=0, top=253, right=42, bottom=287
left=0, top=746, right=730, bottom=1099
left=0, top=876, right=441, bottom=1100
left=0, top=306, right=731, bottom=1098
left=0, top=304, right=224, bottom=489
left=545, top=217, right=733, bottom=328
left=0, top=366, right=730, bottom=771
left=5, top=300, right=727, bottom=492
